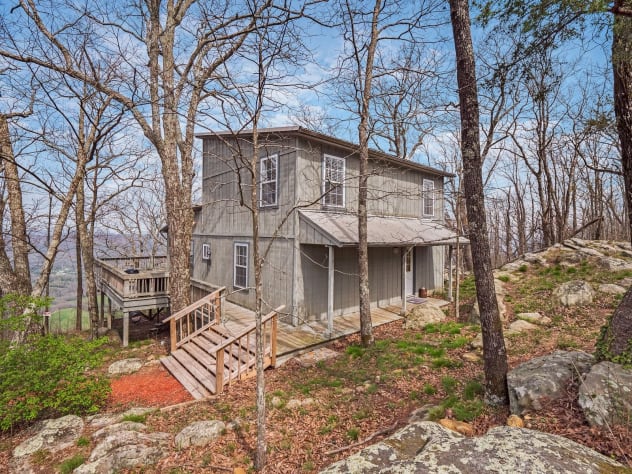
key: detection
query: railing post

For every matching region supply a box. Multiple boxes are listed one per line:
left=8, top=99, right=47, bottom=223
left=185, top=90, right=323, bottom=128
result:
left=170, top=319, right=176, bottom=353
left=216, top=348, right=224, bottom=394
left=271, top=312, right=278, bottom=368
left=215, top=292, right=221, bottom=324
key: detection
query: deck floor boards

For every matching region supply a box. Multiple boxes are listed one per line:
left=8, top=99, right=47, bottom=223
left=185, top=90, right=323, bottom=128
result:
left=220, top=301, right=412, bottom=358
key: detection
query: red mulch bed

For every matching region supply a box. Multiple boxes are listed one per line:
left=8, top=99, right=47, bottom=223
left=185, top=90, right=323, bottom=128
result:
left=109, top=364, right=192, bottom=408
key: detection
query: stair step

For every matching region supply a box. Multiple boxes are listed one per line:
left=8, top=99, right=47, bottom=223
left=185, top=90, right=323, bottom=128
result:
left=198, top=332, right=259, bottom=374
left=182, top=341, right=231, bottom=382
left=171, top=349, right=217, bottom=393
left=160, top=356, right=211, bottom=400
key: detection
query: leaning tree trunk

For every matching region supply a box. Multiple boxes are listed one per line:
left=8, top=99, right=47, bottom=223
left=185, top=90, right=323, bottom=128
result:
left=597, top=288, right=632, bottom=363
left=449, top=0, right=509, bottom=405
left=603, top=0, right=632, bottom=362
left=0, top=115, right=32, bottom=296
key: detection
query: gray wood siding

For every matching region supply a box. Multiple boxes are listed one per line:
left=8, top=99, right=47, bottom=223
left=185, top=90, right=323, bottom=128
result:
left=201, top=136, right=297, bottom=239
left=191, top=234, right=293, bottom=318
left=300, top=245, right=402, bottom=321
left=293, top=136, right=444, bottom=220
left=415, top=245, right=445, bottom=292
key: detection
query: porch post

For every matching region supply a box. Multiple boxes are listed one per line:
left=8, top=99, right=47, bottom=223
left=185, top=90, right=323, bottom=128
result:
left=107, top=297, right=112, bottom=329
left=327, top=245, right=334, bottom=337
left=99, top=290, right=104, bottom=326
left=401, top=247, right=407, bottom=316
left=448, top=245, right=454, bottom=302
left=123, top=311, right=129, bottom=347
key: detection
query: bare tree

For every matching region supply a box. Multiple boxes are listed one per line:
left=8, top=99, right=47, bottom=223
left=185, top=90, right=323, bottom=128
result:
left=448, top=0, right=508, bottom=405
left=0, top=0, right=275, bottom=312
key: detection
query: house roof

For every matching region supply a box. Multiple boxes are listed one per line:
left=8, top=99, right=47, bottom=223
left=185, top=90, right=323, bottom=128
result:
left=299, top=210, right=467, bottom=247
left=195, top=126, right=453, bottom=178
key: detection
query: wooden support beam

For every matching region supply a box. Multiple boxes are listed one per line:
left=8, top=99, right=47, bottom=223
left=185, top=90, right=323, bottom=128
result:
left=401, top=247, right=407, bottom=316
left=107, top=297, right=112, bottom=329
left=448, top=245, right=454, bottom=302
left=327, top=245, right=334, bottom=337
left=123, top=311, right=129, bottom=347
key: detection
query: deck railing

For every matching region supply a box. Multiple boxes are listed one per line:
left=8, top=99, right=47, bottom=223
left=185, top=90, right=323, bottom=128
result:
left=97, top=255, right=168, bottom=271
left=213, top=305, right=282, bottom=393
left=95, top=256, right=170, bottom=299
left=163, top=287, right=225, bottom=352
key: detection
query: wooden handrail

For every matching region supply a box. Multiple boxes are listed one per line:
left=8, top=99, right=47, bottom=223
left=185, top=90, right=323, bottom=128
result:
left=163, top=286, right=225, bottom=323
left=165, top=287, right=226, bottom=352
left=213, top=305, right=283, bottom=393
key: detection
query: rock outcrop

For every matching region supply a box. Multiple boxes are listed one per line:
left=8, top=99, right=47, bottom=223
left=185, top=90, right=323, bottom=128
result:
left=404, top=304, right=446, bottom=329
left=320, top=421, right=627, bottom=473
left=578, top=361, right=632, bottom=428
left=553, top=280, right=594, bottom=307
left=507, top=351, right=594, bottom=415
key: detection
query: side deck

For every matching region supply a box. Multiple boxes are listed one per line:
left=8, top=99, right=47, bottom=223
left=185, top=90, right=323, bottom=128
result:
left=94, top=256, right=171, bottom=346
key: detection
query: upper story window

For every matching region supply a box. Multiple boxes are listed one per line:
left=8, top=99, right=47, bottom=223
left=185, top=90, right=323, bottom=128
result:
left=422, top=179, right=434, bottom=217
left=260, top=154, right=278, bottom=207
left=322, top=154, right=345, bottom=207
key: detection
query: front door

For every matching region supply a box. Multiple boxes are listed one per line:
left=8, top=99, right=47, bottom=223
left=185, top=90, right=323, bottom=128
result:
left=405, top=248, right=413, bottom=296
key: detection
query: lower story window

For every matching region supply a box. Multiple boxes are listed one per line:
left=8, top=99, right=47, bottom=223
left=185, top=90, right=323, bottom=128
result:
left=234, top=243, right=249, bottom=289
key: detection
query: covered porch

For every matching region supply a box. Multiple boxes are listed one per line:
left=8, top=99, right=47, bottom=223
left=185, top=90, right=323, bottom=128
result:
left=298, top=210, right=466, bottom=334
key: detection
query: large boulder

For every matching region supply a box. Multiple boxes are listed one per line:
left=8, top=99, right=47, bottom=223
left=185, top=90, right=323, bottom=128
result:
left=320, top=421, right=627, bottom=473
left=598, top=257, right=632, bottom=272
left=74, top=429, right=170, bottom=474
left=175, top=420, right=226, bottom=449
left=469, top=279, right=508, bottom=323
left=404, top=304, right=445, bottom=330
left=108, top=358, right=143, bottom=375
left=516, top=312, right=552, bottom=326
left=507, top=351, right=594, bottom=415
left=553, top=280, right=594, bottom=307
left=578, top=361, right=632, bottom=428
left=13, top=415, right=84, bottom=458
left=598, top=284, right=627, bottom=295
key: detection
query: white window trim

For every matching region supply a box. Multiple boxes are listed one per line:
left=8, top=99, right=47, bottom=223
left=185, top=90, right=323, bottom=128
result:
left=233, top=242, right=249, bottom=289
left=423, top=179, right=435, bottom=217
left=259, top=154, right=278, bottom=207
left=322, top=154, right=346, bottom=208
left=202, top=243, right=211, bottom=261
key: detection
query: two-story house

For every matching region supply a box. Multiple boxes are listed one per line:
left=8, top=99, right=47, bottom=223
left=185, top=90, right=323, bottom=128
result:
left=192, top=126, right=460, bottom=329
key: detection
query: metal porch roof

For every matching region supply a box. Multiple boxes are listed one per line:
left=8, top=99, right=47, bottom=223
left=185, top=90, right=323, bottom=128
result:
left=299, top=210, right=468, bottom=247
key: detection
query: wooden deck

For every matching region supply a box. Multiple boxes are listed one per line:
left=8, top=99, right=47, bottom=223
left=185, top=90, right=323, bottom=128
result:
left=218, top=301, right=414, bottom=361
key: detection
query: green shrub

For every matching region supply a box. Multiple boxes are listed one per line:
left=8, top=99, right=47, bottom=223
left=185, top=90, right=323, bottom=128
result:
left=497, top=275, right=510, bottom=283
left=452, top=399, right=484, bottom=422
left=518, top=264, right=528, bottom=272
left=463, top=380, right=484, bottom=400
left=346, top=345, right=365, bottom=358
left=121, top=413, right=147, bottom=423
left=0, top=334, right=110, bottom=431
left=59, top=455, right=85, bottom=474
left=423, top=383, right=437, bottom=395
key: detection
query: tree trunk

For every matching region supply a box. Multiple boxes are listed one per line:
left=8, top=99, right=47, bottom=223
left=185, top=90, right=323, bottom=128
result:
left=0, top=115, right=32, bottom=295
left=449, top=0, right=509, bottom=405
left=357, top=0, right=382, bottom=348
left=597, top=286, right=632, bottom=362
left=605, top=0, right=632, bottom=362
left=615, top=0, right=632, bottom=247
left=76, top=175, right=99, bottom=334
left=75, top=226, right=83, bottom=332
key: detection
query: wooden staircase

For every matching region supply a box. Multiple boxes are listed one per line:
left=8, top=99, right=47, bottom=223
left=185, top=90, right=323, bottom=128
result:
left=160, top=287, right=282, bottom=399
